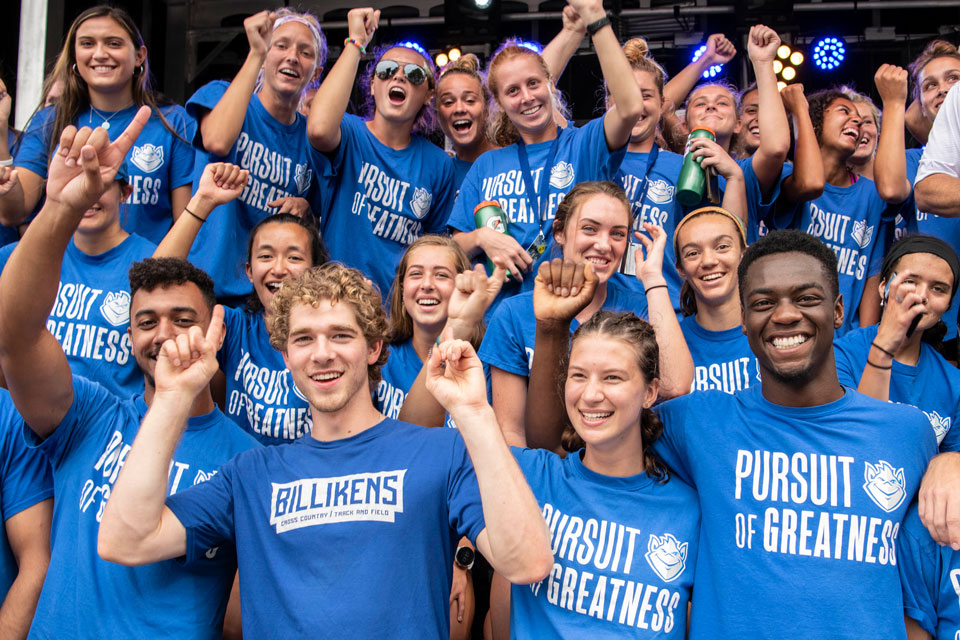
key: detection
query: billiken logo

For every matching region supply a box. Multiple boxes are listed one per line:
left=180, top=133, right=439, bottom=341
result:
left=644, top=533, right=688, bottom=583
left=863, top=460, right=906, bottom=513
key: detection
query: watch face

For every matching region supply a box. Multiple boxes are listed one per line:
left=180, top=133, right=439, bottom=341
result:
left=456, top=546, right=475, bottom=567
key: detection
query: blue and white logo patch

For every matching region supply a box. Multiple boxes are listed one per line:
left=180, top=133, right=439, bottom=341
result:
left=851, top=220, right=874, bottom=249
left=644, top=533, right=688, bottom=583
left=99, top=290, right=130, bottom=327
left=863, top=460, right=906, bottom=513
left=294, top=163, right=313, bottom=195
left=130, top=144, right=164, bottom=173
left=549, top=161, right=575, bottom=189
left=409, top=187, right=433, bottom=219
left=924, top=410, right=951, bottom=443
left=646, top=179, right=675, bottom=205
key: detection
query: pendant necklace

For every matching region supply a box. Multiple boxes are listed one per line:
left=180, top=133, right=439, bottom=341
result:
left=88, top=106, right=125, bottom=131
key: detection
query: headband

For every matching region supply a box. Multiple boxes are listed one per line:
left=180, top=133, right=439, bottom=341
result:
left=880, top=233, right=960, bottom=299
left=672, top=206, right=747, bottom=257
left=272, top=15, right=325, bottom=70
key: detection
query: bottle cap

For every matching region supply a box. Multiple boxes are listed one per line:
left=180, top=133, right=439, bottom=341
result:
left=690, top=126, right=716, bottom=137
left=474, top=200, right=503, bottom=213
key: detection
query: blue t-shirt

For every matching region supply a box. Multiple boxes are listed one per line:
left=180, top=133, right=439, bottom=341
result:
left=25, top=376, right=258, bottom=639
left=510, top=447, right=698, bottom=638
left=449, top=118, right=628, bottom=307
left=452, top=155, right=473, bottom=191
left=310, top=113, right=456, bottom=298
left=0, top=130, right=20, bottom=246
left=899, top=501, right=960, bottom=638
left=679, top=315, right=759, bottom=394
left=773, top=177, right=907, bottom=336
left=654, top=385, right=937, bottom=639
left=478, top=276, right=647, bottom=377
left=166, top=418, right=486, bottom=638
left=0, top=234, right=156, bottom=399
left=834, top=324, right=960, bottom=451
left=186, top=81, right=316, bottom=299
left=898, top=147, right=960, bottom=340
left=376, top=338, right=460, bottom=430
left=0, top=389, right=52, bottom=601
left=14, top=104, right=196, bottom=244
left=218, top=306, right=311, bottom=445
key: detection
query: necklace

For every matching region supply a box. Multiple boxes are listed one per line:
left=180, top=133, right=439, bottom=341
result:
left=88, top=105, right=127, bottom=131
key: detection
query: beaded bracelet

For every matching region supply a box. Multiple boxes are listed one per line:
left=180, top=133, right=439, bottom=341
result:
left=344, top=37, right=366, bottom=55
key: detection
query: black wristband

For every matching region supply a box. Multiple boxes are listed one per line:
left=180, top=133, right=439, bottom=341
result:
left=586, top=16, right=611, bottom=37
left=184, top=207, right=206, bottom=224
left=870, top=341, right=895, bottom=358
left=866, top=357, right=892, bottom=370
left=644, top=284, right=668, bottom=294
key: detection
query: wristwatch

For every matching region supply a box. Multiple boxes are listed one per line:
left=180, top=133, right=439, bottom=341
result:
left=455, top=545, right=475, bottom=571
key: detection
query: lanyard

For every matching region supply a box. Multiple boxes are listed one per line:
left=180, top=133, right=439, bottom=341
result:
left=636, top=143, right=659, bottom=209
left=516, top=126, right=562, bottom=226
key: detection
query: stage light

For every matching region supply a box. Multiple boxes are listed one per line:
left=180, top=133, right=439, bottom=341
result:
left=782, top=66, right=797, bottom=81
left=397, top=41, right=430, bottom=60
left=777, top=81, right=787, bottom=92
left=448, top=48, right=461, bottom=61
left=474, top=0, right=491, bottom=8
left=790, top=51, right=804, bottom=66
left=777, top=45, right=791, bottom=60
left=692, top=44, right=724, bottom=79
left=436, top=53, right=449, bottom=67
left=519, top=40, right=544, bottom=54
left=773, top=60, right=783, bottom=74
left=813, top=37, right=846, bottom=71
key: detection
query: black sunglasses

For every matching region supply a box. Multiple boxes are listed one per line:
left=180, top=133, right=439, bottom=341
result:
left=375, top=60, right=429, bottom=86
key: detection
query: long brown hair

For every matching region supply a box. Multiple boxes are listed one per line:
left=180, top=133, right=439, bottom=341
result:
left=38, top=5, right=181, bottom=157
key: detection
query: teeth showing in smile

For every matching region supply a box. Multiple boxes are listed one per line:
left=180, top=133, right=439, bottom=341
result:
left=842, top=128, right=858, bottom=139
left=279, top=68, right=300, bottom=78
left=702, top=273, right=723, bottom=281
left=417, top=298, right=440, bottom=306
left=92, top=66, right=116, bottom=72
left=521, top=105, right=541, bottom=116
left=311, top=372, right=342, bottom=381
left=452, top=119, right=471, bottom=131
left=749, top=126, right=760, bottom=135
left=581, top=411, right=613, bottom=420
left=772, top=335, right=808, bottom=349
left=587, top=257, right=609, bottom=266
left=266, top=282, right=282, bottom=292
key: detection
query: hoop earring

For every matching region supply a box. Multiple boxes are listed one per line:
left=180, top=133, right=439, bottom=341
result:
left=72, top=63, right=79, bottom=75
left=133, top=65, right=143, bottom=76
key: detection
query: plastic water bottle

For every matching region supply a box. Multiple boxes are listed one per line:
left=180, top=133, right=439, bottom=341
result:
left=677, top=127, right=716, bottom=206
left=474, top=200, right=510, bottom=275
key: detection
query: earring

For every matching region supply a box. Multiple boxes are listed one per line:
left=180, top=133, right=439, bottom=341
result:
left=133, top=65, right=143, bottom=76
left=72, top=63, right=78, bottom=75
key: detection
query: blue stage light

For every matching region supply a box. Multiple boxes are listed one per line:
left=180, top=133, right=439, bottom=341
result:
left=813, top=37, right=846, bottom=71
left=692, top=44, right=724, bottom=79
left=518, top=40, right=544, bottom=54
left=396, top=41, right=430, bottom=60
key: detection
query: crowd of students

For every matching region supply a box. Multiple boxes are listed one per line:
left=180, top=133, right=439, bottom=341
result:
left=0, top=0, right=959, bottom=637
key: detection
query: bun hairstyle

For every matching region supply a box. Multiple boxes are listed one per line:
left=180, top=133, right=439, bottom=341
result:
left=909, top=39, right=960, bottom=102
left=562, top=311, right=669, bottom=481
left=487, top=39, right=555, bottom=147
left=620, top=37, right=666, bottom=96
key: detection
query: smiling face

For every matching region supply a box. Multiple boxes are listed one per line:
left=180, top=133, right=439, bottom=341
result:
left=76, top=181, right=126, bottom=236
left=919, top=56, right=960, bottom=122
left=686, top=85, right=740, bottom=141
left=491, top=53, right=555, bottom=143
left=880, top=252, right=955, bottom=333
left=554, top=193, right=630, bottom=284
left=741, top=252, right=843, bottom=387
left=263, top=21, right=319, bottom=98
left=677, top=214, right=743, bottom=309
left=739, top=89, right=760, bottom=154
left=819, top=97, right=862, bottom=156
left=246, top=222, right=314, bottom=311
left=565, top=334, right=658, bottom=453
left=400, top=244, right=458, bottom=335
left=282, top=299, right=382, bottom=415
left=73, top=16, right=146, bottom=97
left=850, top=103, right=878, bottom=164
left=621, top=69, right=662, bottom=144
left=371, top=47, right=434, bottom=126
left=437, top=72, right=487, bottom=150
left=129, top=282, right=212, bottom=387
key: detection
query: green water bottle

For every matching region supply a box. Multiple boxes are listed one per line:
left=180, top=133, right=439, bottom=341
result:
left=676, top=127, right=716, bottom=206
left=474, top=200, right=510, bottom=275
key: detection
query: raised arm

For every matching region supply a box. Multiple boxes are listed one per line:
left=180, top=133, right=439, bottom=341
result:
left=398, top=264, right=504, bottom=428
left=780, top=84, right=825, bottom=203
left=525, top=259, right=596, bottom=453
left=426, top=339, right=553, bottom=584
left=746, top=25, right=790, bottom=195
left=905, top=98, right=932, bottom=146
left=873, top=64, right=913, bottom=204
left=541, top=6, right=585, bottom=84
left=663, top=34, right=736, bottom=110
left=199, top=11, right=275, bottom=156
left=565, top=0, right=642, bottom=148
left=98, top=307, right=225, bottom=565
left=0, top=78, right=46, bottom=227
left=0, top=499, right=51, bottom=640
left=153, top=163, right=249, bottom=259
left=307, top=8, right=379, bottom=152
left=0, top=109, right=150, bottom=437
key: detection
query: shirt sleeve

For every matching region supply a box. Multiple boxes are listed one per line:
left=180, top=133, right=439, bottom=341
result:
left=446, top=433, right=486, bottom=544
left=651, top=396, right=695, bottom=487
left=477, top=300, right=530, bottom=377
left=184, top=81, right=230, bottom=149
left=423, top=152, right=456, bottom=234
left=448, top=159, right=484, bottom=233
left=166, top=458, right=238, bottom=565
left=1, top=418, right=52, bottom=521
left=12, top=106, right=55, bottom=179
left=575, top=116, right=627, bottom=180
left=217, top=306, right=243, bottom=372
left=917, top=82, right=960, bottom=183
left=164, top=106, right=197, bottom=190
left=832, top=334, right=862, bottom=389
left=898, top=505, right=941, bottom=636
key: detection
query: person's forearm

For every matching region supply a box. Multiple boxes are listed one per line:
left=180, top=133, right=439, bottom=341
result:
left=905, top=99, right=931, bottom=146
left=663, top=58, right=711, bottom=110
left=855, top=343, right=893, bottom=402
left=0, top=554, right=48, bottom=640
left=0, top=179, right=29, bottom=227
left=452, top=229, right=486, bottom=259
left=153, top=192, right=217, bottom=259
left=200, top=52, right=262, bottom=156
left=874, top=99, right=911, bottom=203
left=719, top=174, right=748, bottom=227
left=99, top=392, right=191, bottom=563
left=781, top=112, right=825, bottom=203
left=541, top=23, right=583, bottom=82
left=454, top=403, right=552, bottom=584
left=644, top=285, right=693, bottom=399
left=915, top=174, right=960, bottom=216
left=525, top=320, right=571, bottom=453
left=750, top=57, right=790, bottom=194
left=591, top=20, right=643, bottom=145
left=307, top=44, right=362, bottom=152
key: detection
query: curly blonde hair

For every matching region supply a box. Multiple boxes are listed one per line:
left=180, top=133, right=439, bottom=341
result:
left=268, top=263, right=390, bottom=391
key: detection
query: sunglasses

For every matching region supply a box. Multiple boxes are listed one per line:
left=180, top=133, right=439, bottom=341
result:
left=375, top=60, right=429, bottom=86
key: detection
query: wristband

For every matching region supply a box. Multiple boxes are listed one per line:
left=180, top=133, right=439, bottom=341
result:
left=644, top=284, right=668, bottom=294
left=344, top=37, right=366, bottom=55
left=0, top=158, right=12, bottom=167
left=866, top=358, right=892, bottom=370
left=586, top=16, right=611, bottom=37
left=870, top=341, right=895, bottom=358
left=184, top=207, right=206, bottom=224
